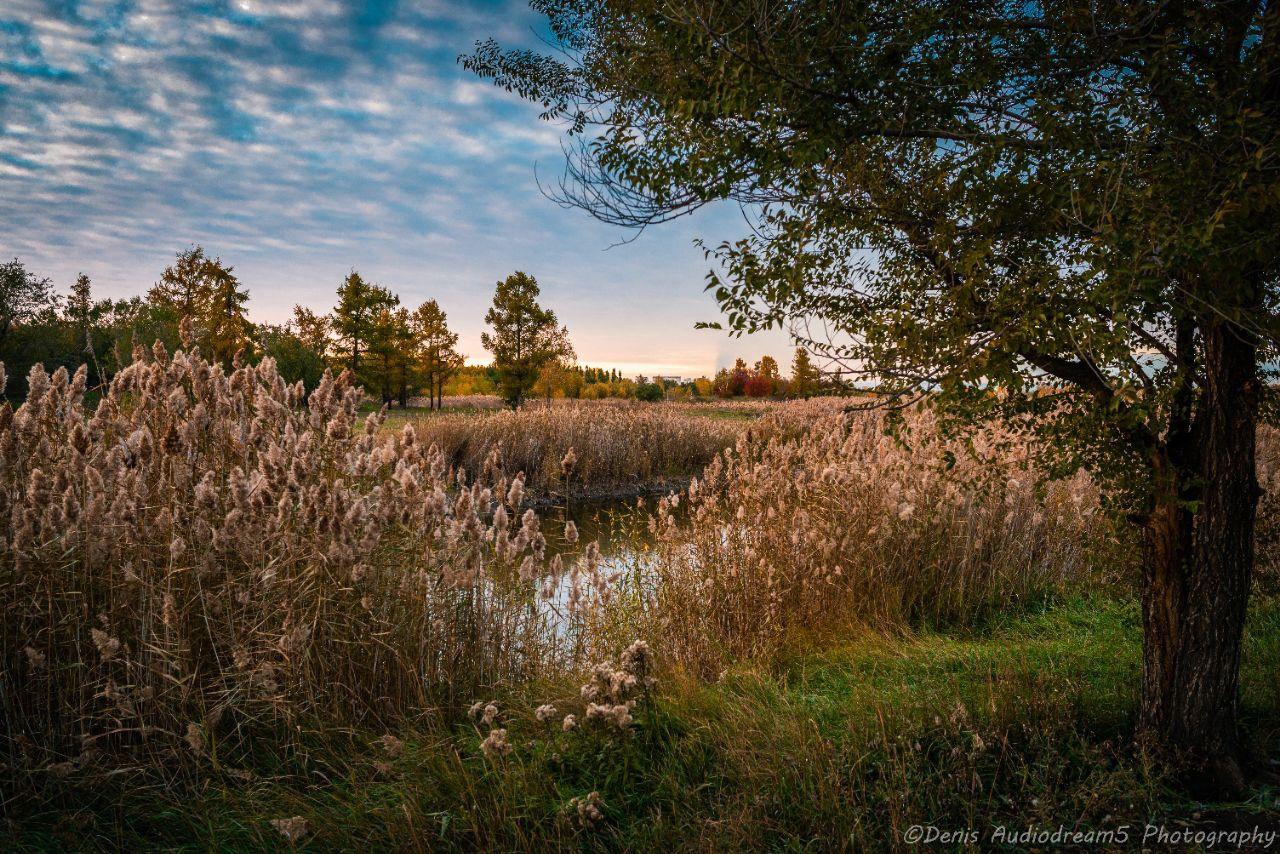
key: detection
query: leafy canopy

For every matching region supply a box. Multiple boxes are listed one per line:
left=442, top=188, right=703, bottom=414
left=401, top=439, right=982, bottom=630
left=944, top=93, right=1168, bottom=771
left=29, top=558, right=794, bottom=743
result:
left=466, top=0, right=1280, bottom=510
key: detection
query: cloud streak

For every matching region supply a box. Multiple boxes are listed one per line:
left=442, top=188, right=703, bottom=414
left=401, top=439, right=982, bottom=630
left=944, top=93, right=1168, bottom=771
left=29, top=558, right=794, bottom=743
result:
left=0, top=0, right=792, bottom=377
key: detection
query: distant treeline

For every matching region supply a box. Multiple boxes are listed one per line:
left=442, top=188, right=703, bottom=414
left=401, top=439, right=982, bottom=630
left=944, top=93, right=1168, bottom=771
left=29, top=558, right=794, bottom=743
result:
left=0, top=250, right=834, bottom=405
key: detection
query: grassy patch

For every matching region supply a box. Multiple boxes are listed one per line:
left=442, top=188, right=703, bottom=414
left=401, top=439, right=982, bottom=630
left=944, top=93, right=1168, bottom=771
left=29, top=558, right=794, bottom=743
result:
left=11, top=596, right=1279, bottom=851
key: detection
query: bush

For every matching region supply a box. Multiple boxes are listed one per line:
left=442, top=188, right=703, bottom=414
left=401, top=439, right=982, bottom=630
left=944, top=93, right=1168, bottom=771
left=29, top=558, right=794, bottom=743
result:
left=634, top=382, right=664, bottom=402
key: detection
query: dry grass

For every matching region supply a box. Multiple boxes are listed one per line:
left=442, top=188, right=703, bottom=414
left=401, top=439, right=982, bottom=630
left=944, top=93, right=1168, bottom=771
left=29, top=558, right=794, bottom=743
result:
left=8, top=348, right=1280, bottom=847
left=637, top=403, right=1127, bottom=677
left=0, top=341, right=595, bottom=773
left=407, top=401, right=744, bottom=496
left=405, top=394, right=504, bottom=410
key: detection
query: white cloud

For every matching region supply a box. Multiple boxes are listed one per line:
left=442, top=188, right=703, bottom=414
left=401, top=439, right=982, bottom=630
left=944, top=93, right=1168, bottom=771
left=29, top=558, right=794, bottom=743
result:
left=0, top=0, right=785, bottom=376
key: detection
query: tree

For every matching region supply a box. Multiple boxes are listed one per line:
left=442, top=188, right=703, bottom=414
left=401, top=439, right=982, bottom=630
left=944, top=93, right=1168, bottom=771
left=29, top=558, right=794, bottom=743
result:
left=0, top=260, right=61, bottom=400
left=365, top=304, right=412, bottom=406
left=66, top=274, right=93, bottom=357
left=149, top=247, right=249, bottom=364
left=291, top=305, right=331, bottom=363
left=444, top=364, right=499, bottom=396
left=94, top=297, right=172, bottom=379
left=743, top=371, right=772, bottom=398
left=754, top=355, right=782, bottom=396
left=332, top=271, right=398, bottom=379
left=256, top=323, right=326, bottom=392
left=205, top=262, right=253, bottom=367
left=635, top=381, right=664, bottom=402
left=150, top=247, right=217, bottom=330
left=469, top=1, right=1280, bottom=788
left=411, top=299, right=462, bottom=410
left=481, top=271, right=564, bottom=408
left=726, top=359, right=749, bottom=397
left=710, top=368, right=733, bottom=398
left=0, top=258, right=56, bottom=352
left=532, top=323, right=577, bottom=404
left=790, top=348, right=820, bottom=400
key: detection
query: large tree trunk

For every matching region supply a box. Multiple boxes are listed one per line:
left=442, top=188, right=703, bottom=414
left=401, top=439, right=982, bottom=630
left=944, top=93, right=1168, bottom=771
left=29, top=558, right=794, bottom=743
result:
left=1140, top=320, right=1260, bottom=794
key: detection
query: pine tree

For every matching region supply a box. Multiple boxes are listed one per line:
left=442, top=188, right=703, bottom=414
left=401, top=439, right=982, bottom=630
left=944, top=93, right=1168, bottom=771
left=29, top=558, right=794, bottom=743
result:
left=480, top=271, right=564, bottom=408
left=411, top=299, right=461, bottom=410
left=205, top=263, right=253, bottom=367
left=332, top=271, right=398, bottom=380
left=67, top=274, right=93, bottom=356
left=150, top=247, right=216, bottom=327
left=364, top=303, right=410, bottom=405
left=790, top=347, right=820, bottom=399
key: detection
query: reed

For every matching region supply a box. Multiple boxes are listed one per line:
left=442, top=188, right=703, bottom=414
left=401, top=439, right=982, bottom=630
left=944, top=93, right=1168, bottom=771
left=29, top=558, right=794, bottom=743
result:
left=640, top=404, right=1126, bottom=676
left=409, top=401, right=742, bottom=496
left=0, top=339, right=578, bottom=772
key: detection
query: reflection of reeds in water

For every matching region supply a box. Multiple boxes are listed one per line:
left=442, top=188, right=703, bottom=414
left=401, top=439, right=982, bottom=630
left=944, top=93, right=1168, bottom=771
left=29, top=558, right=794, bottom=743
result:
left=532, top=498, right=661, bottom=658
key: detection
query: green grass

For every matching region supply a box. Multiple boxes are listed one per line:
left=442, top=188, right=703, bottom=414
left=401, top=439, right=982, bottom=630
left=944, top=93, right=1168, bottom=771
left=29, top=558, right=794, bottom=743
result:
left=9, top=596, right=1280, bottom=851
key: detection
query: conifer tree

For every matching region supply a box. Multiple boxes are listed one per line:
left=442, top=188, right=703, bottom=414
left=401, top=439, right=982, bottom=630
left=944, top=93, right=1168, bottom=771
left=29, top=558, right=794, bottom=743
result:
left=790, top=348, right=820, bottom=399
left=412, top=299, right=461, bottom=410
left=481, top=271, right=565, bottom=408
left=332, top=271, right=398, bottom=381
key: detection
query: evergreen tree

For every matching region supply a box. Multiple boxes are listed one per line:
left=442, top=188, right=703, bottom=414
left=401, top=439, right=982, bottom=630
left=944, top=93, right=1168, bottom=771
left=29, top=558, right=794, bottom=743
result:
left=332, top=271, right=397, bottom=380
left=149, top=247, right=217, bottom=336
left=411, top=299, right=461, bottom=411
left=790, top=348, right=820, bottom=399
left=67, top=274, right=93, bottom=354
left=205, top=262, right=253, bottom=368
left=481, top=271, right=564, bottom=408
left=365, top=303, right=411, bottom=405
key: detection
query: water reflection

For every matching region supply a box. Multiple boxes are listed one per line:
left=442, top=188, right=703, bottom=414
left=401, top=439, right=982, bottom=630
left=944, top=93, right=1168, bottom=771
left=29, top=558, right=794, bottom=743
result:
left=541, top=497, right=657, bottom=562
left=533, top=497, right=668, bottom=638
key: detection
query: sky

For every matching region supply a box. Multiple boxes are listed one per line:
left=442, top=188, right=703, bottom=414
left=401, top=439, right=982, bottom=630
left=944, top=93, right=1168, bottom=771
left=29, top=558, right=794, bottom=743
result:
left=0, top=0, right=793, bottom=379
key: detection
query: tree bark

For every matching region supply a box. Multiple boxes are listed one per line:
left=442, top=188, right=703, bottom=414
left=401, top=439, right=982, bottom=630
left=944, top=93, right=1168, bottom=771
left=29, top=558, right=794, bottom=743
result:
left=1140, top=319, right=1260, bottom=794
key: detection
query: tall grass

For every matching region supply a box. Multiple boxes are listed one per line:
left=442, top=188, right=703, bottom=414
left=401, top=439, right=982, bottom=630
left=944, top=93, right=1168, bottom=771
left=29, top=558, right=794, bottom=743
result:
left=10, top=347, right=1280, bottom=846
left=639, top=405, right=1125, bottom=677
left=410, top=401, right=743, bottom=497
left=0, top=340, right=581, bottom=772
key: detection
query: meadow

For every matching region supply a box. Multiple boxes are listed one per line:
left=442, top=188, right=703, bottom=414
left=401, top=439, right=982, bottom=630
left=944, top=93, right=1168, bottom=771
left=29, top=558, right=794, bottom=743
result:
left=3, top=348, right=1279, bottom=851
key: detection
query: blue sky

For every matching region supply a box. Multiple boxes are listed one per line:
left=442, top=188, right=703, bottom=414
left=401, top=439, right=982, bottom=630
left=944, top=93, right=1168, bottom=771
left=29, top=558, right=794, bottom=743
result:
left=0, top=0, right=791, bottom=377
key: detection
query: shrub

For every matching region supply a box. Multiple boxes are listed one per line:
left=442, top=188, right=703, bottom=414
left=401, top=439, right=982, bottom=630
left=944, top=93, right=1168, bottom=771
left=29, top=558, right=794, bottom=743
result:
left=634, top=382, right=663, bottom=402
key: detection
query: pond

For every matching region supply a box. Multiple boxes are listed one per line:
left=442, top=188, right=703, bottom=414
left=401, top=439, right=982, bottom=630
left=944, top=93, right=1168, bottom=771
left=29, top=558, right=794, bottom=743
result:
left=530, top=495, right=671, bottom=637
